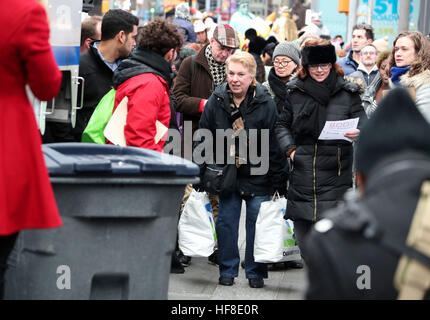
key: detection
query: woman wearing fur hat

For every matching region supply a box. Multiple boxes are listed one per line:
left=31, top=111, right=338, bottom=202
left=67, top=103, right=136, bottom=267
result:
left=388, top=31, right=430, bottom=123
left=275, top=39, right=367, bottom=260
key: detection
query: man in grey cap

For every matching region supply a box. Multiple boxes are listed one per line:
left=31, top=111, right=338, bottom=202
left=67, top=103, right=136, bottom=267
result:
left=173, top=24, right=240, bottom=266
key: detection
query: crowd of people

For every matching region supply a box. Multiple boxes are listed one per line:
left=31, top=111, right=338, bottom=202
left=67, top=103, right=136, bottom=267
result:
left=1, top=0, right=430, bottom=299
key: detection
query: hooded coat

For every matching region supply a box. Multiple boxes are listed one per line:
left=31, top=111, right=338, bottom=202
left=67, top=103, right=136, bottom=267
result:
left=305, top=88, right=430, bottom=299
left=397, top=69, right=430, bottom=124
left=276, top=73, right=366, bottom=222
left=113, top=48, right=173, bottom=152
left=0, top=0, right=63, bottom=235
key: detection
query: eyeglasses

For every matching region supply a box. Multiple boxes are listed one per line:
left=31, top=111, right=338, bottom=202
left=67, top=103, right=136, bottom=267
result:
left=361, top=51, right=377, bottom=56
left=308, top=63, right=332, bottom=71
left=273, top=60, right=294, bottom=67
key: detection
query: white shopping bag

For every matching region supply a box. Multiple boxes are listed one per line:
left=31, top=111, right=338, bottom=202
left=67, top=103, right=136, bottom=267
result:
left=254, top=194, right=302, bottom=263
left=178, top=190, right=217, bottom=257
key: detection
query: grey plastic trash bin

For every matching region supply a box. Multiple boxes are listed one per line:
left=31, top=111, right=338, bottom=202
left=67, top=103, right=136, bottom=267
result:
left=4, top=143, right=199, bottom=300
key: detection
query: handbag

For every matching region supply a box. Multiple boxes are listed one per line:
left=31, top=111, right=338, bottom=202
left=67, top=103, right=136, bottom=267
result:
left=200, top=104, right=241, bottom=195
left=254, top=193, right=302, bottom=263
left=201, top=163, right=237, bottom=195
left=81, top=88, right=116, bottom=144
left=178, top=190, right=217, bottom=257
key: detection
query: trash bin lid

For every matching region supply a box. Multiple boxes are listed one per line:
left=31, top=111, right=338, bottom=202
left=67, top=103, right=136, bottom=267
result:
left=43, top=143, right=199, bottom=176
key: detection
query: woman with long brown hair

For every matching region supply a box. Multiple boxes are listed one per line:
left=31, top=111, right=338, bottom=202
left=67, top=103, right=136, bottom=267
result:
left=388, top=31, right=430, bottom=123
left=275, top=39, right=367, bottom=260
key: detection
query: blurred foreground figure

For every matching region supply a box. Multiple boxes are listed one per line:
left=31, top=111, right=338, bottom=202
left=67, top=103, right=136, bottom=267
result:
left=304, top=88, right=430, bottom=300
left=0, top=0, right=63, bottom=299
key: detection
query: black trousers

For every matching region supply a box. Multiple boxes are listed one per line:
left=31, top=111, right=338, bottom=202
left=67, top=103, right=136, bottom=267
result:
left=0, top=233, right=18, bottom=300
left=293, top=220, right=314, bottom=263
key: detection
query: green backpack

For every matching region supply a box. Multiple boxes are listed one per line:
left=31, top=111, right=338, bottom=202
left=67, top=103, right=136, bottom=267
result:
left=81, top=88, right=116, bottom=144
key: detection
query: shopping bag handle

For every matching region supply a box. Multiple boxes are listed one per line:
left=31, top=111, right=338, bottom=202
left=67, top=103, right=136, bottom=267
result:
left=271, top=191, right=281, bottom=202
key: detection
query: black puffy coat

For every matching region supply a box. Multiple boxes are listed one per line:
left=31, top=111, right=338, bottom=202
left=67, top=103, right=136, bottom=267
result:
left=276, top=75, right=366, bottom=222
left=197, top=83, right=287, bottom=196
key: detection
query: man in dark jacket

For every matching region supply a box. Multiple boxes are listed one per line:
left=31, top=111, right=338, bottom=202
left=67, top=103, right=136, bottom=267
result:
left=337, top=23, right=374, bottom=75
left=304, top=88, right=430, bottom=299
left=74, top=9, right=138, bottom=142
left=349, top=44, right=379, bottom=87
left=174, top=24, right=240, bottom=141
left=43, top=9, right=138, bottom=143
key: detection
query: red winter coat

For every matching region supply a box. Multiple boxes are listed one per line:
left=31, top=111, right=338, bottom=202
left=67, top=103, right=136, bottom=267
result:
left=0, top=0, right=63, bottom=235
left=114, top=73, right=171, bottom=152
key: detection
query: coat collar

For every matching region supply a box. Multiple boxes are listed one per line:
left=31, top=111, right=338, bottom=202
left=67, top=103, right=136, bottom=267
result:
left=288, top=75, right=361, bottom=96
left=357, top=63, right=378, bottom=75
left=213, top=83, right=271, bottom=114
left=400, top=69, right=430, bottom=89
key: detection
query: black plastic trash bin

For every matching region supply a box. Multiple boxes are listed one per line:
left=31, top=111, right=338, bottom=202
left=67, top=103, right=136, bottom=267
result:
left=4, top=143, right=199, bottom=300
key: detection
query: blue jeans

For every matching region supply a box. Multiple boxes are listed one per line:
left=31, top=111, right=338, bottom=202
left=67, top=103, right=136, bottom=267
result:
left=217, top=193, right=269, bottom=279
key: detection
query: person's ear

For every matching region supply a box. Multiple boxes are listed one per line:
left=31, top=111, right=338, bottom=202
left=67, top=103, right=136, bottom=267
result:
left=117, top=30, right=126, bottom=44
left=164, top=48, right=176, bottom=64
left=84, top=38, right=92, bottom=49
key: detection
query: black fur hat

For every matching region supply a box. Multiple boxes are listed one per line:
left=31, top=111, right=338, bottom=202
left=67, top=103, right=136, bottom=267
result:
left=355, top=87, right=430, bottom=175
left=301, top=44, right=336, bottom=66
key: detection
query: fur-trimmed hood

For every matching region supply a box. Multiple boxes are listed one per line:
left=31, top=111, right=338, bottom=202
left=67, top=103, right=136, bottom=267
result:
left=344, top=75, right=365, bottom=94
left=400, top=69, right=430, bottom=89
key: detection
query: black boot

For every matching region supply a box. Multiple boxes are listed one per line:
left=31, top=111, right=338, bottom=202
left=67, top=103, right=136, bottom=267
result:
left=170, top=251, right=185, bottom=274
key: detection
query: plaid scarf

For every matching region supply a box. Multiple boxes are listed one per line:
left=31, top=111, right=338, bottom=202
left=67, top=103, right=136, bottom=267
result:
left=205, top=45, right=227, bottom=87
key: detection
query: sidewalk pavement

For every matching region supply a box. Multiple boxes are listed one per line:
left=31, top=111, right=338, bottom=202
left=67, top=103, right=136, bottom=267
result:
left=168, top=201, right=308, bottom=300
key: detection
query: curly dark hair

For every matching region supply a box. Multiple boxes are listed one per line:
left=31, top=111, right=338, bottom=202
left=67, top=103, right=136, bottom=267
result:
left=136, top=19, right=183, bottom=56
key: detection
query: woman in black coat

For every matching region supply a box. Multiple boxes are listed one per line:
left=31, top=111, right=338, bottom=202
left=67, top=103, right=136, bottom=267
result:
left=275, top=39, right=367, bottom=260
left=196, top=51, right=287, bottom=289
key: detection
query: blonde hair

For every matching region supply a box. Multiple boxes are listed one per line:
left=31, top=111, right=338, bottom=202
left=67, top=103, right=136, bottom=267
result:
left=226, top=51, right=257, bottom=85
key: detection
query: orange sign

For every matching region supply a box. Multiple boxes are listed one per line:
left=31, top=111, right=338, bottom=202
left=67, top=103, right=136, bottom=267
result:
left=163, top=0, right=197, bottom=12
left=164, top=0, right=185, bottom=11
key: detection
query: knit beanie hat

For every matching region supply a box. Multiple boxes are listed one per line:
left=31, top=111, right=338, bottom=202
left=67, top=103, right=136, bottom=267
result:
left=372, top=36, right=389, bottom=53
left=175, top=2, right=190, bottom=20
left=273, top=41, right=301, bottom=66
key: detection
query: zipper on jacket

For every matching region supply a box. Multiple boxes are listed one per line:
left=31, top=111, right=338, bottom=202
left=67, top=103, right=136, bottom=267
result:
left=313, top=143, right=318, bottom=222
left=337, top=147, right=341, bottom=176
